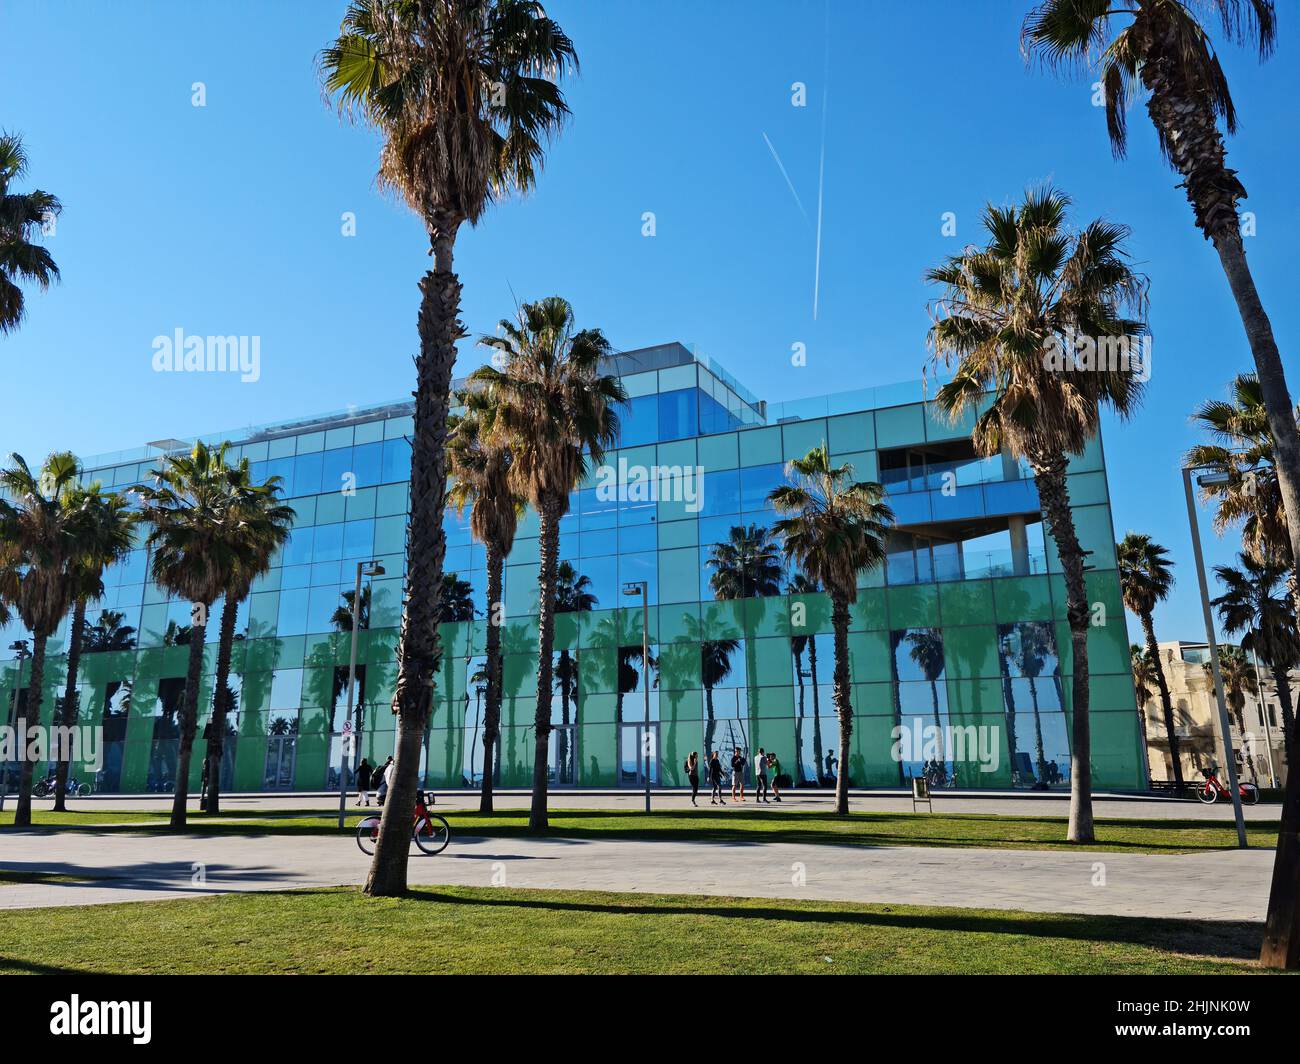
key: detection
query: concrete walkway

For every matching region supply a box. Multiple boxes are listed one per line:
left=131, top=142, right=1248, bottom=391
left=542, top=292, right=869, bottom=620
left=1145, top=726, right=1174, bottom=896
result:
left=0, top=829, right=1274, bottom=922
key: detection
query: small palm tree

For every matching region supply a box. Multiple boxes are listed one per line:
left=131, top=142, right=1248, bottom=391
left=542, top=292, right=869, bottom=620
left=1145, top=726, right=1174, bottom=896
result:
left=201, top=462, right=294, bottom=815
left=0, top=133, right=61, bottom=334
left=905, top=628, right=948, bottom=775
left=0, top=452, right=90, bottom=826
left=770, top=444, right=893, bottom=814
left=1211, top=552, right=1298, bottom=749
left=82, top=609, right=137, bottom=653
left=1117, top=533, right=1182, bottom=788
left=448, top=390, right=523, bottom=811
left=1024, top=2, right=1300, bottom=622
left=53, top=482, right=136, bottom=811
left=138, top=442, right=256, bottom=829
left=1130, top=642, right=1156, bottom=757
left=1187, top=373, right=1294, bottom=571
left=471, top=296, right=626, bottom=831
left=927, top=185, right=1147, bottom=843
left=1205, top=645, right=1259, bottom=783
left=552, top=561, right=596, bottom=784
left=320, top=0, right=579, bottom=894
left=787, top=573, right=820, bottom=786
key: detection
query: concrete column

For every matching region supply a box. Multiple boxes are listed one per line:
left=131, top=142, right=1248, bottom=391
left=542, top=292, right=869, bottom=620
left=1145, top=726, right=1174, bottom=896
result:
left=1001, top=445, right=1031, bottom=576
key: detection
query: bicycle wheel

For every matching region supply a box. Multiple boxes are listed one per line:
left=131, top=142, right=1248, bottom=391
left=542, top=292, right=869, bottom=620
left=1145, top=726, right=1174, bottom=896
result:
left=1241, top=784, right=1260, bottom=806
left=356, top=815, right=382, bottom=855
left=75, top=783, right=90, bottom=797
left=1196, top=783, right=1217, bottom=804
left=413, top=814, right=451, bottom=855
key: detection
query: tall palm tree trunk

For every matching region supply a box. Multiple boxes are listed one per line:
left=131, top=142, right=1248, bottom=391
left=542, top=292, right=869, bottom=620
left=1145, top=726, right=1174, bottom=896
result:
left=480, top=545, right=504, bottom=813
left=793, top=643, right=807, bottom=785
left=830, top=594, right=853, bottom=815
left=1142, top=614, right=1183, bottom=788
left=202, top=595, right=238, bottom=815
left=1268, top=665, right=1295, bottom=757
left=365, top=235, right=459, bottom=896
left=1033, top=458, right=1094, bottom=842
left=529, top=497, right=562, bottom=832
left=1001, top=662, right=1019, bottom=784
left=1031, top=678, right=1046, bottom=781
left=13, top=632, right=48, bottom=827
left=809, top=638, right=825, bottom=784
left=171, top=615, right=208, bottom=829
left=704, top=684, right=716, bottom=759
left=53, top=599, right=86, bottom=812
left=929, top=678, right=944, bottom=768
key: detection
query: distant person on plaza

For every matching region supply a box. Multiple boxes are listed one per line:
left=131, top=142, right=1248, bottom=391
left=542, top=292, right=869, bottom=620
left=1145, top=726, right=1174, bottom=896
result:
left=731, top=747, right=747, bottom=802
left=376, top=755, right=394, bottom=805
left=825, top=749, right=838, bottom=782
left=200, top=755, right=210, bottom=806
left=754, top=746, right=769, bottom=803
left=685, top=752, right=700, bottom=806
left=708, top=750, right=726, bottom=805
left=768, top=751, right=782, bottom=802
left=356, top=757, right=373, bottom=806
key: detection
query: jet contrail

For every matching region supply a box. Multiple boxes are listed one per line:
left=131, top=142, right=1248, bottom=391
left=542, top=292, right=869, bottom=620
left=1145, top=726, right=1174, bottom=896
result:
left=761, top=131, right=808, bottom=221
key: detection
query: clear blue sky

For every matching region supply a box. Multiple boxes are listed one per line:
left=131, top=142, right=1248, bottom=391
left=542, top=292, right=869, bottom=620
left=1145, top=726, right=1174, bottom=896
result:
left=3, top=0, right=1298, bottom=642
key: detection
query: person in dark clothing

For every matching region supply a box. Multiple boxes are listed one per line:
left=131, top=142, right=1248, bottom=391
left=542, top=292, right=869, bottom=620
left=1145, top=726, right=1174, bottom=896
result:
left=730, top=747, right=747, bottom=803
left=708, top=750, right=726, bottom=805
left=376, top=756, right=394, bottom=805
left=356, top=758, right=373, bottom=806
left=685, top=751, right=700, bottom=806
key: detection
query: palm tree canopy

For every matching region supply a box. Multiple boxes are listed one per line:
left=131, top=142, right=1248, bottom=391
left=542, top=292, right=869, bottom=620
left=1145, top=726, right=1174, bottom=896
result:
left=554, top=561, right=597, bottom=613
left=470, top=296, right=626, bottom=511
left=438, top=572, right=476, bottom=622
left=926, top=185, right=1148, bottom=465
left=332, top=584, right=372, bottom=633
left=769, top=444, right=893, bottom=604
left=1022, top=0, right=1275, bottom=160
left=1186, top=372, right=1296, bottom=565
left=82, top=609, right=138, bottom=653
left=64, top=482, right=137, bottom=606
left=0, top=132, right=61, bottom=334
left=1211, top=551, right=1300, bottom=671
left=708, top=524, right=783, bottom=601
left=1206, top=643, right=1258, bottom=707
left=319, top=0, right=577, bottom=231
left=1117, top=531, right=1175, bottom=619
left=448, top=387, right=522, bottom=556
left=1131, top=642, right=1157, bottom=706
left=906, top=628, right=946, bottom=682
left=700, top=637, right=739, bottom=690
left=0, top=451, right=98, bottom=636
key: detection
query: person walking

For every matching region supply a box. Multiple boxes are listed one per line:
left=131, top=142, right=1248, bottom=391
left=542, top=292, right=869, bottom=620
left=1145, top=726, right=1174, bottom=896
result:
left=356, top=757, right=373, bottom=806
left=730, top=747, right=747, bottom=803
left=754, top=746, right=769, bottom=803
left=376, top=755, right=394, bottom=805
left=708, top=750, right=726, bottom=805
left=768, top=751, right=783, bottom=802
left=684, top=752, right=700, bottom=806
left=825, top=748, right=838, bottom=784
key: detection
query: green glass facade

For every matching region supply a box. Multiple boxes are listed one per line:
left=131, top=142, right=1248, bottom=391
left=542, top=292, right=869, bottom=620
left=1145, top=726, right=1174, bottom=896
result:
left=1, top=344, right=1144, bottom=793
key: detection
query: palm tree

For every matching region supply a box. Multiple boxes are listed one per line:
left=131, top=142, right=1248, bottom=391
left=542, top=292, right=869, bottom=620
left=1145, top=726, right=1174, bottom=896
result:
left=770, top=444, right=893, bottom=814
left=53, top=482, right=135, bottom=811
left=905, top=628, right=948, bottom=776
left=0, top=133, right=61, bottom=334
left=1206, top=645, right=1259, bottom=783
left=552, top=561, right=596, bottom=785
left=1117, top=533, right=1183, bottom=788
left=696, top=631, right=738, bottom=763
left=202, top=462, right=294, bottom=815
left=471, top=296, right=625, bottom=831
left=82, top=609, right=137, bottom=653
left=926, top=185, right=1147, bottom=843
left=0, top=452, right=90, bottom=826
left=707, top=523, right=783, bottom=749
left=1130, top=642, right=1156, bottom=756
left=137, top=442, right=255, bottom=829
left=1211, top=552, right=1298, bottom=749
left=1187, top=373, right=1294, bottom=572
left=320, top=0, right=579, bottom=894
left=448, top=390, right=522, bottom=811
left=1026, top=1, right=1300, bottom=605
left=786, top=573, right=819, bottom=786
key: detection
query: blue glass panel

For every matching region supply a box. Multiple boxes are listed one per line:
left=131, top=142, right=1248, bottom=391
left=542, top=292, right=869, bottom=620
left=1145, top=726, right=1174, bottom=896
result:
left=619, top=523, right=657, bottom=553
left=930, top=486, right=985, bottom=522
left=983, top=478, right=1039, bottom=515
left=887, top=491, right=932, bottom=525
left=381, top=438, right=411, bottom=484
left=321, top=448, right=353, bottom=496
left=352, top=442, right=383, bottom=488
left=700, top=468, right=741, bottom=518
left=343, top=519, right=375, bottom=559
left=292, top=452, right=323, bottom=497
left=618, top=394, right=660, bottom=448
left=658, top=388, right=699, bottom=441
left=579, top=528, right=618, bottom=558
left=739, top=463, right=783, bottom=513
left=313, top=523, right=344, bottom=562
left=281, top=564, right=312, bottom=590
left=282, top=527, right=315, bottom=566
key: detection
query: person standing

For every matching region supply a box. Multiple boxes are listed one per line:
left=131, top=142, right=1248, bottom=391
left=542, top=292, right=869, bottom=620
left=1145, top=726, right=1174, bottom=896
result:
left=768, top=751, right=783, bottom=802
left=754, top=746, right=769, bottom=803
left=356, top=757, right=373, bottom=806
left=708, top=750, right=726, bottom=805
left=685, top=752, right=700, bottom=807
left=730, top=747, right=747, bottom=803
left=376, top=755, right=394, bottom=805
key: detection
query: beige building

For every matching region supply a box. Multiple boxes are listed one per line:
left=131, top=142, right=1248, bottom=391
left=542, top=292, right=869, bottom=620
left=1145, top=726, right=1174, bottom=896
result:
left=1142, top=641, right=1289, bottom=790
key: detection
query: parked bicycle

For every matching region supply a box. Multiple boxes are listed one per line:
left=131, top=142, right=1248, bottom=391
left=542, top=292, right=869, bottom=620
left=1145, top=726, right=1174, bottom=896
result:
left=356, top=789, right=451, bottom=855
left=32, top=772, right=90, bottom=798
left=1195, top=767, right=1259, bottom=806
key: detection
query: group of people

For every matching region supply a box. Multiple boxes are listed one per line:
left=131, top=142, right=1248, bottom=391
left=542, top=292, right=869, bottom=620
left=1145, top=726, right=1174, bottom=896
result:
left=354, top=756, right=393, bottom=806
left=684, top=747, right=783, bottom=806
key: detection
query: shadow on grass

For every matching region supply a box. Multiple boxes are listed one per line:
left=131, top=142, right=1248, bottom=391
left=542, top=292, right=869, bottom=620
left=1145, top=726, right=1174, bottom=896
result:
left=400, top=886, right=1264, bottom=962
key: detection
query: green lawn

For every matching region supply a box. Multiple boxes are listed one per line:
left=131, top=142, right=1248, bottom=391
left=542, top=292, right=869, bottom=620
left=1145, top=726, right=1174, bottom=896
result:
left=0, top=885, right=1275, bottom=975
left=0, top=806, right=1279, bottom=853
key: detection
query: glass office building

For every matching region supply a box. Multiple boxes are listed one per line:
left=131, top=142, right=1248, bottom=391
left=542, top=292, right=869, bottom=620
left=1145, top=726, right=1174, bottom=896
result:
left=0, top=343, right=1144, bottom=794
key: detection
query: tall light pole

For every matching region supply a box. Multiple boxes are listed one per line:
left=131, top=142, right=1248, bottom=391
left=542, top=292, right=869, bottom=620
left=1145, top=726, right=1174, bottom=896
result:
left=1182, top=466, right=1248, bottom=849
left=337, top=560, right=384, bottom=829
left=623, top=580, right=650, bottom=813
left=0, top=643, right=28, bottom=813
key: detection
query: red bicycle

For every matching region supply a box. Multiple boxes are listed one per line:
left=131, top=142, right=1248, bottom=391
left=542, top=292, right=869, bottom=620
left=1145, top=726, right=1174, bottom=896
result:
left=1195, top=768, right=1259, bottom=806
left=356, top=790, right=451, bottom=855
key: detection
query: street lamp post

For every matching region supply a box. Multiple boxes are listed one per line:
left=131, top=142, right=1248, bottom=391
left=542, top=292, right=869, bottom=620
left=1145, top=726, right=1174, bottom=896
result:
left=337, top=560, right=385, bottom=830
left=1181, top=466, right=1248, bottom=849
left=623, top=580, right=650, bottom=814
